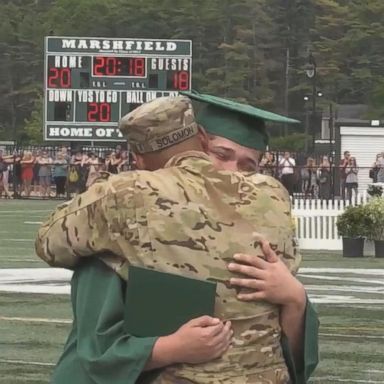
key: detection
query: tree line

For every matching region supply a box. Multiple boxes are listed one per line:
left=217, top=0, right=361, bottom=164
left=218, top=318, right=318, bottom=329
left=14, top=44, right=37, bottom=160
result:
left=1, top=0, right=383, bottom=146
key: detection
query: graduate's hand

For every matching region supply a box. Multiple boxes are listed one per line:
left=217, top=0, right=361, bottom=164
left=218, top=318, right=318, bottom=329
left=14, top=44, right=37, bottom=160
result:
left=171, top=316, right=233, bottom=364
left=228, top=240, right=305, bottom=307
left=146, top=316, right=232, bottom=370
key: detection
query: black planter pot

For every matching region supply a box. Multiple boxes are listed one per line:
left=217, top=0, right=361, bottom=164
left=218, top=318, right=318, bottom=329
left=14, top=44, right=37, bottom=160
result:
left=374, top=240, right=384, bottom=258
left=342, top=237, right=365, bottom=258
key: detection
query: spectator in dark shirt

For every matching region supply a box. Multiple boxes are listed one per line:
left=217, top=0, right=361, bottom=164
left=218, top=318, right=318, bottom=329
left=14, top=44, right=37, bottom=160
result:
left=340, top=151, right=351, bottom=199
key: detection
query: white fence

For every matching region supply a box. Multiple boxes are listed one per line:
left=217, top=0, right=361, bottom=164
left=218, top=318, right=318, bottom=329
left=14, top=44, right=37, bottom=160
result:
left=292, top=192, right=369, bottom=251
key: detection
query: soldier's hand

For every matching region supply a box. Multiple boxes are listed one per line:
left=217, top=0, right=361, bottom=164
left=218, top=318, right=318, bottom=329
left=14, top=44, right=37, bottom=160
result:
left=228, top=240, right=305, bottom=307
left=170, top=315, right=233, bottom=364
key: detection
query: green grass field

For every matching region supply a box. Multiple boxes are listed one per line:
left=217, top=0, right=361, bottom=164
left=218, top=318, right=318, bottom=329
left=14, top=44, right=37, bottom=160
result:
left=1, top=200, right=384, bottom=384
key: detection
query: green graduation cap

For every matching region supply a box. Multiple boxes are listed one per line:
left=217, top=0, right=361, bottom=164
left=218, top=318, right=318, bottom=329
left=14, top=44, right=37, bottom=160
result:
left=180, top=90, right=300, bottom=150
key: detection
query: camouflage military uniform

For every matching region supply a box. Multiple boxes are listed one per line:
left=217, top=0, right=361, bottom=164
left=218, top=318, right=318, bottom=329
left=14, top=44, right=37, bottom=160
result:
left=36, top=96, right=299, bottom=384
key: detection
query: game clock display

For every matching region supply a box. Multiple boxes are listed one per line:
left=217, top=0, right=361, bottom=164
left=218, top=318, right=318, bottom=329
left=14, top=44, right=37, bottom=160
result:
left=44, top=37, right=192, bottom=141
left=93, top=57, right=146, bottom=77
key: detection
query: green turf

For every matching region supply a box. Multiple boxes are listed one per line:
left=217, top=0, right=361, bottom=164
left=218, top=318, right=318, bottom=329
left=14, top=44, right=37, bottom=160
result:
left=302, top=251, right=384, bottom=269
left=1, top=200, right=384, bottom=383
left=0, top=200, right=58, bottom=268
left=1, top=293, right=70, bottom=319
left=0, top=363, right=53, bottom=384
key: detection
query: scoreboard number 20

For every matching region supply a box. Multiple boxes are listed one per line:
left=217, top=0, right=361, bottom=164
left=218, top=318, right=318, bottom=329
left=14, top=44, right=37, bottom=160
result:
left=87, top=102, right=111, bottom=122
left=48, top=68, right=72, bottom=88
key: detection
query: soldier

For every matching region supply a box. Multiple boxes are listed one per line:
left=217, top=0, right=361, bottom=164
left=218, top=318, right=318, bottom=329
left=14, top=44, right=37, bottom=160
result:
left=36, top=95, right=313, bottom=383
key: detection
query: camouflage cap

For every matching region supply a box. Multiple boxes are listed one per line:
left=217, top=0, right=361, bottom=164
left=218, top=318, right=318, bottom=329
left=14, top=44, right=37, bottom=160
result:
left=119, top=96, right=199, bottom=154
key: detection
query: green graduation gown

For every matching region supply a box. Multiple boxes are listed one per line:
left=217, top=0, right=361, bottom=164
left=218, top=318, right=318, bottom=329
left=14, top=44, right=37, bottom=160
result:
left=52, top=259, right=319, bottom=384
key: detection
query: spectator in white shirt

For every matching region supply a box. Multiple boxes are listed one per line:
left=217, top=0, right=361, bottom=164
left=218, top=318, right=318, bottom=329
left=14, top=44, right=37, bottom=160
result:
left=345, top=157, right=358, bottom=203
left=279, top=151, right=296, bottom=196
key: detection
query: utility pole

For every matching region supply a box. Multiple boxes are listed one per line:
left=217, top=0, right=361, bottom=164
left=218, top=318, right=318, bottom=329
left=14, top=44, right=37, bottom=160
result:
left=309, top=53, right=317, bottom=152
left=304, top=96, right=309, bottom=153
left=284, top=47, right=290, bottom=136
left=305, top=52, right=317, bottom=153
left=329, top=103, right=335, bottom=199
left=329, top=103, right=333, bottom=157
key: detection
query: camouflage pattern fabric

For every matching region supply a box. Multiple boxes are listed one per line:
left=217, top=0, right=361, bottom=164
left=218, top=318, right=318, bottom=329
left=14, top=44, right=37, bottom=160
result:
left=119, top=95, right=199, bottom=153
left=36, top=151, right=298, bottom=384
left=151, top=366, right=290, bottom=384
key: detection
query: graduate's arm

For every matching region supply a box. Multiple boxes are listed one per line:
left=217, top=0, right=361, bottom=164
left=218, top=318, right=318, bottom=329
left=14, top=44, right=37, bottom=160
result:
left=289, top=298, right=320, bottom=384
left=72, top=259, right=158, bottom=384
left=226, top=177, right=319, bottom=381
left=71, top=259, right=232, bottom=383
left=228, top=245, right=319, bottom=382
left=228, top=245, right=306, bottom=365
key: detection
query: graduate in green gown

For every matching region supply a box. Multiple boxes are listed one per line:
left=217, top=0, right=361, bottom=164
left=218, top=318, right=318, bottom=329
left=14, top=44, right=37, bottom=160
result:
left=40, top=93, right=319, bottom=383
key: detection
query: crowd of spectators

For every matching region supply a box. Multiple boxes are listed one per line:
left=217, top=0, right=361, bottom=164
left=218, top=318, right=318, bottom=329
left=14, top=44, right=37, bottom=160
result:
left=0, top=146, right=376, bottom=202
left=0, top=145, right=133, bottom=199
left=258, top=151, right=334, bottom=199
left=258, top=150, right=365, bottom=203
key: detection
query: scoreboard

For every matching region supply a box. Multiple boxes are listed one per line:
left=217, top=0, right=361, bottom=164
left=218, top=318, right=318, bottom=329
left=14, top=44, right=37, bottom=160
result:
left=44, top=37, right=192, bottom=141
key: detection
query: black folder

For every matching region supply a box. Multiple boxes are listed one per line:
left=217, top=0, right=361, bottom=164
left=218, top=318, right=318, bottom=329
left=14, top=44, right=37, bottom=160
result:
left=124, top=266, right=217, bottom=337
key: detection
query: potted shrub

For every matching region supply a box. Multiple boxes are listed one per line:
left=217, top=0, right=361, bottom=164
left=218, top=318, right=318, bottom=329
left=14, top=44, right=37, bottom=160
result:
left=363, top=197, right=384, bottom=258
left=367, top=184, right=383, bottom=198
left=337, top=204, right=367, bottom=257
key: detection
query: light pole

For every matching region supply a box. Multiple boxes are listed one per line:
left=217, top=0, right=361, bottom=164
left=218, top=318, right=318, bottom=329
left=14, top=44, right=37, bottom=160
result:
left=303, top=96, right=310, bottom=153
left=303, top=92, right=323, bottom=154
left=305, top=52, right=317, bottom=152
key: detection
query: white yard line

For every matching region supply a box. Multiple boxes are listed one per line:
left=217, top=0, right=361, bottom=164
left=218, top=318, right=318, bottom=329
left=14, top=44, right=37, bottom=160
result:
left=0, top=268, right=72, bottom=294
left=364, top=371, right=384, bottom=374
left=0, top=359, right=55, bottom=367
left=307, top=285, right=384, bottom=294
left=308, top=295, right=384, bottom=304
left=0, top=239, right=34, bottom=242
left=0, top=285, right=70, bottom=294
left=1, top=268, right=384, bottom=302
left=0, top=232, right=35, bottom=235
left=310, top=378, right=384, bottom=384
left=0, top=268, right=72, bottom=279
left=321, top=326, right=383, bottom=332
left=0, top=316, right=71, bottom=324
left=4, top=268, right=383, bottom=280
left=24, top=221, right=43, bottom=225
left=1, top=259, right=41, bottom=262
left=299, top=274, right=384, bottom=285
left=300, top=268, right=384, bottom=275
left=320, top=333, right=384, bottom=339
left=0, top=210, right=52, bottom=214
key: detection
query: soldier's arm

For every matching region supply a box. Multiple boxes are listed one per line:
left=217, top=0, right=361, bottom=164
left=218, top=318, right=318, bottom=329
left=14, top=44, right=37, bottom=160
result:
left=35, top=178, right=122, bottom=268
